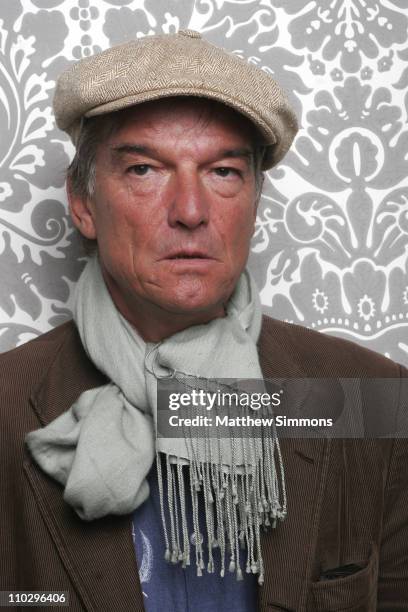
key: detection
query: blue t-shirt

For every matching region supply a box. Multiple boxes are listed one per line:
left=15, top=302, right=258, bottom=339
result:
left=132, top=462, right=257, bottom=612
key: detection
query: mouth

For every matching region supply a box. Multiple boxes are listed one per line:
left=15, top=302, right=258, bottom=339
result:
left=165, top=250, right=213, bottom=260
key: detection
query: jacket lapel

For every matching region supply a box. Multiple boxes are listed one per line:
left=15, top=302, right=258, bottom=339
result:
left=24, top=323, right=145, bottom=612
left=257, top=317, right=331, bottom=611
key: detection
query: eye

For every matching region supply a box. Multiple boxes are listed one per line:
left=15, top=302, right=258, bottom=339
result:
left=213, top=167, right=241, bottom=178
left=128, top=164, right=151, bottom=176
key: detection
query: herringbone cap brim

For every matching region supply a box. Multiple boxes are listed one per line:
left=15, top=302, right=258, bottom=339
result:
left=54, top=30, right=298, bottom=169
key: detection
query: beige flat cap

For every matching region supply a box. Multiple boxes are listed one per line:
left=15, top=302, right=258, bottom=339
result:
left=54, top=29, right=298, bottom=170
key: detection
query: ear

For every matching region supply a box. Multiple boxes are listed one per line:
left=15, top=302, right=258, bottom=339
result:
left=66, top=178, right=97, bottom=240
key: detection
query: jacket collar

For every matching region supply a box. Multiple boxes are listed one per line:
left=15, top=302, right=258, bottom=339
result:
left=30, top=317, right=311, bottom=425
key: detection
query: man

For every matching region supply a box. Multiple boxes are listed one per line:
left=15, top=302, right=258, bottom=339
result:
left=0, top=30, right=407, bottom=612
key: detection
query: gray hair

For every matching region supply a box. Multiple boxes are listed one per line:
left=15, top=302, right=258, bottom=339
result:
left=67, top=115, right=113, bottom=200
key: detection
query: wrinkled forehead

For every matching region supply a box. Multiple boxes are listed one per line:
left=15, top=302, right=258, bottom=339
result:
left=93, top=96, right=263, bottom=151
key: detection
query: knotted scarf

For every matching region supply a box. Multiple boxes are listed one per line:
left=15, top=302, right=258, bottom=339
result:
left=26, top=255, right=286, bottom=584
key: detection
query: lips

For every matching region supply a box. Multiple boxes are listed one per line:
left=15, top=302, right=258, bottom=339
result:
left=166, top=250, right=212, bottom=260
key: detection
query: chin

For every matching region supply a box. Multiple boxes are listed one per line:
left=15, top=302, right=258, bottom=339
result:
left=160, top=296, right=223, bottom=316
left=167, top=275, right=238, bottom=313
left=154, top=286, right=227, bottom=317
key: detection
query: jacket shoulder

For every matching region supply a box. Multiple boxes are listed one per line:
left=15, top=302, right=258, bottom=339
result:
left=260, top=315, right=403, bottom=377
left=0, top=321, right=78, bottom=399
left=0, top=321, right=82, bottom=464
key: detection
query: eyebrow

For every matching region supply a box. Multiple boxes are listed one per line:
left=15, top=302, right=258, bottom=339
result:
left=110, top=144, right=254, bottom=163
left=219, top=148, right=254, bottom=163
left=111, top=144, right=157, bottom=158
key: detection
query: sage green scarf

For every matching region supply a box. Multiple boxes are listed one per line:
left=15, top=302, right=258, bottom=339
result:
left=26, top=254, right=286, bottom=584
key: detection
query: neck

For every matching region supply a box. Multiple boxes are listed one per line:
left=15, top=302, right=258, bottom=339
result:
left=101, top=268, right=226, bottom=342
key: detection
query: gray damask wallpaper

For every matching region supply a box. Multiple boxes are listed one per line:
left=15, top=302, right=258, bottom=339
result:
left=0, top=0, right=407, bottom=365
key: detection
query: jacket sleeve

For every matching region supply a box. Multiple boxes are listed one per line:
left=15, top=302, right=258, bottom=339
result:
left=377, top=364, right=408, bottom=610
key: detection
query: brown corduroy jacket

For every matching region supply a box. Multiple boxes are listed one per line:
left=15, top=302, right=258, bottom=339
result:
left=1, top=317, right=407, bottom=612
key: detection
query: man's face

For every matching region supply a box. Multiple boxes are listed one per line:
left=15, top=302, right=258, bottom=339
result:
left=71, top=98, right=260, bottom=330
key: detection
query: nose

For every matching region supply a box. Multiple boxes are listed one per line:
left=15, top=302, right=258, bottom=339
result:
left=168, top=167, right=209, bottom=229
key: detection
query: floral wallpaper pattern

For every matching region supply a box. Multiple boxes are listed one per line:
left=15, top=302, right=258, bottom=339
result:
left=0, top=0, right=407, bottom=364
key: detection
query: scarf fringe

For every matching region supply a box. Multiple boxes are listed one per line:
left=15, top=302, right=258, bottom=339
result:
left=156, top=429, right=286, bottom=585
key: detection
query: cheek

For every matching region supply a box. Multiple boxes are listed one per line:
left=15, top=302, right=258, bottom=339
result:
left=95, top=190, right=158, bottom=252
left=116, top=181, right=168, bottom=232
left=220, top=204, right=256, bottom=252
